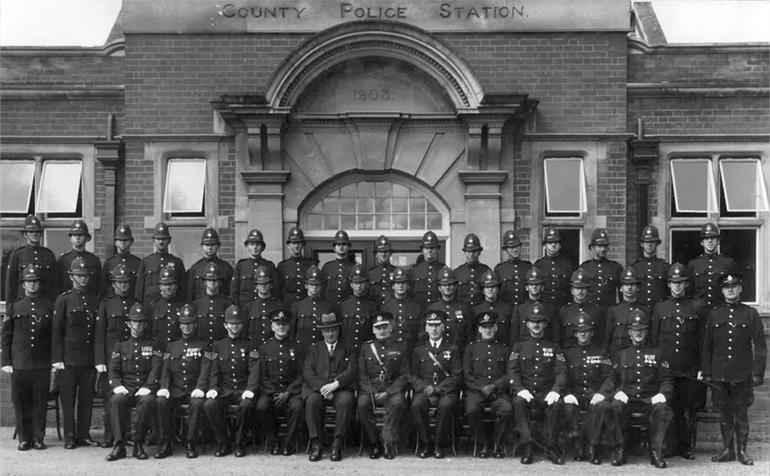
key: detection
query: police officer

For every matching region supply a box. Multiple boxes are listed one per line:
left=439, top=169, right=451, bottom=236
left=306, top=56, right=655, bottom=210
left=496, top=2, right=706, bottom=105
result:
left=631, top=225, right=670, bottom=308
left=410, top=231, right=445, bottom=308
left=187, top=227, right=234, bottom=301
left=231, top=229, right=277, bottom=309
left=192, top=262, right=233, bottom=346
left=651, top=262, right=706, bottom=459
left=136, top=222, right=186, bottom=307
left=410, top=310, right=462, bottom=459
left=4, top=215, right=58, bottom=310
left=257, top=308, right=304, bottom=455
left=105, top=303, right=162, bottom=461
left=495, top=229, right=531, bottom=306
left=101, top=224, right=140, bottom=299
left=472, top=269, right=512, bottom=346
left=303, top=312, right=356, bottom=462
left=509, top=302, right=568, bottom=465
left=1, top=264, right=53, bottom=450
left=95, top=264, right=138, bottom=447
left=246, top=266, right=282, bottom=347
left=154, top=304, right=209, bottom=459
left=701, top=272, right=766, bottom=466
left=276, top=226, right=317, bottom=307
left=291, top=265, right=335, bottom=350
left=338, top=263, right=378, bottom=357
left=511, top=267, right=559, bottom=345
left=367, top=235, right=396, bottom=306
left=203, top=305, right=260, bottom=458
left=581, top=228, right=623, bottom=308
left=605, top=267, right=651, bottom=360
left=321, top=230, right=356, bottom=304
left=149, top=265, right=185, bottom=351
left=559, top=268, right=607, bottom=349
left=381, top=267, right=422, bottom=353
left=357, top=312, right=410, bottom=460
left=455, top=233, right=491, bottom=307
left=52, top=256, right=100, bottom=449
left=57, top=219, right=101, bottom=298
left=534, top=227, right=573, bottom=308
left=463, top=311, right=512, bottom=459
left=686, top=223, right=736, bottom=309
left=426, top=266, right=472, bottom=353
left=561, top=313, right=613, bottom=464
left=607, top=309, right=673, bottom=468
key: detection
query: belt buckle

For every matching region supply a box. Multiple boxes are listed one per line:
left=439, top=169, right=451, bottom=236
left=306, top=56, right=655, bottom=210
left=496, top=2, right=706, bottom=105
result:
left=378, top=371, right=386, bottom=382
left=432, top=372, right=439, bottom=385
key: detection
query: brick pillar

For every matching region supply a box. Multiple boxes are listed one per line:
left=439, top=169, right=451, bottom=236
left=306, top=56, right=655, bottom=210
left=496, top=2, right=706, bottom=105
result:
left=95, top=139, right=123, bottom=258
left=458, top=171, right=508, bottom=265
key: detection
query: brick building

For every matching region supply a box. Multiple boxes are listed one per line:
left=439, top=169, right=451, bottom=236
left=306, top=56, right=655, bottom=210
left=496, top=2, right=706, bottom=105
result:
left=1, top=1, right=768, bottom=425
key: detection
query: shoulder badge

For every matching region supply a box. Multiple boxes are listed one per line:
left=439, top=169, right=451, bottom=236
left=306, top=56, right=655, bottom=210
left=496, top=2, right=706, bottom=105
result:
left=204, top=351, right=217, bottom=360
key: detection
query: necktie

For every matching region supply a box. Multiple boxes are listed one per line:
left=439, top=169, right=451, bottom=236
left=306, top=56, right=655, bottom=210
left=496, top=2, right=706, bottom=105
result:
left=433, top=342, right=439, bottom=351
left=329, top=344, right=335, bottom=356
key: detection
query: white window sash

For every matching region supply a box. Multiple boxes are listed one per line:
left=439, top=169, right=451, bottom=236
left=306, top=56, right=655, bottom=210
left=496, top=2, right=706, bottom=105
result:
left=36, top=161, right=82, bottom=213
left=719, top=159, right=769, bottom=212
left=670, top=159, right=718, bottom=213
left=163, top=159, right=206, bottom=214
left=543, top=157, right=587, bottom=213
left=0, top=160, right=36, bottom=213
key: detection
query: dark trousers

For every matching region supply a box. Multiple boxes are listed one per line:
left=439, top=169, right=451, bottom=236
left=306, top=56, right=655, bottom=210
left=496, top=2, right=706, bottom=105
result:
left=512, top=396, right=562, bottom=448
left=357, top=392, right=405, bottom=446
left=713, top=380, right=754, bottom=441
left=157, top=396, right=205, bottom=444
left=111, top=392, right=156, bottom=444
left=11, top=369, right=49, bottom=443
left=98, top=374, right=114, bottom=443
left=609, top=399, right=672, bottom=452
left=58, top=366, right=95, bottom=443
left=256, top=393, right=304, bottom=444
left=563, top=399, right=611, bottom=446
left=305, top=390, right=354, bottom=444
left=465, top=391, right=513, bottom=448
left=666, top=377, right=706, bottom=452
left=203, top=394, right=254, bottom=446
left=411, top=392, right=458, bottom=446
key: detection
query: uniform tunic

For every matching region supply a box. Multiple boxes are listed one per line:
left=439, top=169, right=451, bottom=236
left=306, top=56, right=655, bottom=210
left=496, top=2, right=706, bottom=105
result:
left=495, top=258, right=532, bottom=306
left=580, top=258, right=623, bottom=308
left=186, top=256, right=234, bottom=301
left=135, top=252, right=186, bottom=307
left=410, top=339, right=462, bottom=444
left=605, top=301, right=651, bottom=359
left=291, top=295, right=335, bottom=350
left=256, top=337, right=304, bottom=441
left=686, top=253, right=736, bottom=309
left=338, top=294, right=378, bottom=356
left=426, top=299, right=472, bottom=352
left=463, top=338, right=512, bottom=447
left=58, top=250, right=101, bottom=298
left=510, top=299, right=557, bottom=345
left=246, top=295, right=283, bottom=347
left=276, top=256, right=316, bottom=307
left=149, top=296, right=184, bottom=351
left=101, top=252, right=140, bottom=300
left=5, top=244, right=58, bottom=310
left=367, top=262, right=396, bottom=306
left=380, top=297, right=422, bottom=353
left=192, top=293, right=232, bottom=346
left=230, top=256, right=277, bottom=309
left=533, top=255, right=573, bottom=308
left=473, top=299, right=513, bottom=346
left=563, top=344, right=614, bottom=446
left=631, top=256, right=670, bottom=308
left=410, top=259, right=445, bottom=308
left=321, top=258, right=355, bottom=304
left=454, top=262, right=491, bottom=307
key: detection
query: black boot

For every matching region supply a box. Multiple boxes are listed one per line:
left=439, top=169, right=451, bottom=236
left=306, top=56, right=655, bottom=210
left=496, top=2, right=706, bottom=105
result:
left=185, top=442, right=198, bottom=458
left=520, top=443, right=533, bottom=464
left=650, top=449, right=667, bottom=468
left=573, top=438, right=586, bottom=461
left=711, top=424, right=735, bottom=462
left=680, top=412, right=696, bottom=460
left=133, top=442, right=148, bottom=460
left=736, top=434, right=754, bottom=466
left=106, top=442, right=126, bottom=462
left=588, top=445, right=601, bottom=465
left=154, top=442, right=172, bottom=459
left=610, top=446, right=626, bottom=466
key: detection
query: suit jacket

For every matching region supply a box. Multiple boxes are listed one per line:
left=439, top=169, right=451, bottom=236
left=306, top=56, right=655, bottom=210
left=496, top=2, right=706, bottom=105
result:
left=301, top=339, right=356, bottom=398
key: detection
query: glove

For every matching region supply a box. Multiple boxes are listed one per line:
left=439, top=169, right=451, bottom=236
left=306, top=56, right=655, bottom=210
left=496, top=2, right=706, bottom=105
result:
left=206, top=389, right=218, bottom=399
left=651, top=393, right=666, bottom=405
left=113, top=385, right=129, bottom=395
left=52, top=362, right=65, bottom=370
left=156, top=388, right=170, bottom=398
left=545, top=391, right=560, bottom=405
left=374, top=392, right=389, bottom=404
left=589, top=394, right=606, bottom=405
left=614, top=391, right=628, bottom=403
left=481, top=384, right=496, bottom=397
left=95, top=364, right=107, bottom=373
left=1, top=365, right=13, bottom=374
left=517, top=389, right=534, bottom=402
left=752, top=376, right=764, bottom=387
left=242, top=390, right=255, bottom=399
left=563, top=394, right=579, bottom=405
left=135, top=387, right=151, bottom=397
left=424, top=385, right=435, bottom=396
left=696, top=371, right=703, bottom=381
left=190, top=388, right=205, bottom=398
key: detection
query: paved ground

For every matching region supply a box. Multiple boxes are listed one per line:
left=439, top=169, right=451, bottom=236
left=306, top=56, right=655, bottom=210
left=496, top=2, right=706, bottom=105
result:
left=1, top=427, right=768, bottom=476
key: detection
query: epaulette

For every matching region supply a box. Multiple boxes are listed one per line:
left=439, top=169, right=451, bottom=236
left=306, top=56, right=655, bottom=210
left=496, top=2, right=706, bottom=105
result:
left=62, top=290, right=72, bottom=296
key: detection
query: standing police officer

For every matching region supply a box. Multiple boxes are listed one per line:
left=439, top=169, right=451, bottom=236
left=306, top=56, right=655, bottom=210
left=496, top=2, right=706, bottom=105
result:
left=338, top=263, right=378, bottom=357
left=534, top=227, right=573, bottom=309
left=149, top=266, right=185, bottom=352
left=246, top=266, right=283, bottom=347
left=321, top=230, right=356, bottom=304
left=276, top=226, right=317, bottom=307
left=5, top=215, right=58, bottom=310
left=410, top=231, right=445, bottom=308
left=101, top=224, right=140, bottom=300
left=631, top=225, right=670, bottom=309
left=495, top=229, right=531, bottom=306
left=686, top=223, right=736, bottom=309
left=136, top=222, right=186, bottom=307
left=605, top=267, right=651, bottom=360
left=426, top=267, right=472, bottom=353
left=472, top=270, right=513, bottom=346
left=701, top=272, right=766, bottom=466
left=511, top=267, right=559, bottom=345
left=187, top=227, right=234, bottom=301
left=367, top=235, right=396, bottom=306
left=292, top=265, right=335, bottom=350
left=581, top=228, right=623, bottom=308
left=231, top=229, right=277, bottom=309
left=57, top=220, right=101, bottom=298
left=559, top=268, right=607, bottom=349
left=1, top=264, right=53, bottom=450
left=192, top=262, right=233, bottom=346
left=381, top=267, right=422, bottom=353
left=455, top=233, right=491, bottom=307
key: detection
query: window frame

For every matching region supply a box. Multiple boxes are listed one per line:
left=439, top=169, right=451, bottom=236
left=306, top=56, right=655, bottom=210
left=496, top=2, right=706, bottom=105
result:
left=543, top=156, right=588, bottom=216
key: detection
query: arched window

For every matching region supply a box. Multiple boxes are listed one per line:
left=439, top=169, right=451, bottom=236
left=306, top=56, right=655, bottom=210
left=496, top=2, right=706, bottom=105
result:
left=305, top=180, right=443, bottom=232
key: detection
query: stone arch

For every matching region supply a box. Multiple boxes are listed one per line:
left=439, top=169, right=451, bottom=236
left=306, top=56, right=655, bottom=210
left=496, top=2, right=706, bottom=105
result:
left=265, top=20, right=484, bottom=112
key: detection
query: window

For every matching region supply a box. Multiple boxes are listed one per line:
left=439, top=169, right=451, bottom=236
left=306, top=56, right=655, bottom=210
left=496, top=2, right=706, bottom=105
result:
left=543, top=157, right=587, bottom=216
left=163, top=158, right=206, bottom=217
left=670, top=158, right=717, bottom=216
left=0, top=158, right=83, bottom=217
left=719, top=158, right=769, bottom=216
left=306, top=181, right=443, bottom=231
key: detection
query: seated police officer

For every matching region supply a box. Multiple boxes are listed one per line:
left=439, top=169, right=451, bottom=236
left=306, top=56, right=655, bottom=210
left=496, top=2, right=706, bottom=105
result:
left=509, top=302, right=567, bottom=465
left=154, top=304, right=210, bottom=459
left=106, top=303, right=162, bottom=461
left=608, top=309, right=673, bottom=468
left=562, top=312, right=613, bottom=464
left=463, top=311, right=512, bottom=459
left=303, top=312, right=356, bottom=462
left=410, top=310, right=462, bottom=459
left=257, top=308, right=304, bottom=456
left=357, top=312, right=410, bottom=460
left=203, top=305, right=259, bottom=458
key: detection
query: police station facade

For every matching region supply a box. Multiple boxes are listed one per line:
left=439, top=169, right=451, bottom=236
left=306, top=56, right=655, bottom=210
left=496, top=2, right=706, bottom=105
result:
left=0, top=1, right=769, bottom=421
